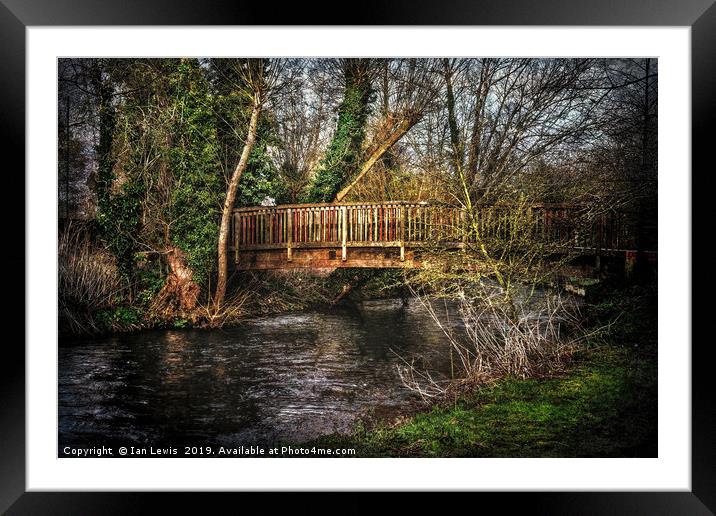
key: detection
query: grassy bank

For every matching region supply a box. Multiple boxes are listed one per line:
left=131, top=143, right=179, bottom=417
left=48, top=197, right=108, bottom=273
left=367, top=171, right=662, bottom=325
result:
left=311, top=286, right=658, bottom=457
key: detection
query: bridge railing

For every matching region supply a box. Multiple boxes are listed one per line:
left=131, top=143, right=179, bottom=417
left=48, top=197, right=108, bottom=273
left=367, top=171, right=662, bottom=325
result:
left=231, top=201, right=646, bottom=263
left=231, top=201, right=465, bottom=262
left=469, top=204, right=641, bottom=252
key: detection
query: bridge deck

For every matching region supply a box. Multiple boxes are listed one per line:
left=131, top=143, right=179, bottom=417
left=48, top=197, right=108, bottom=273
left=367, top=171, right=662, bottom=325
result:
left=229, top=201, right=649, bottom=270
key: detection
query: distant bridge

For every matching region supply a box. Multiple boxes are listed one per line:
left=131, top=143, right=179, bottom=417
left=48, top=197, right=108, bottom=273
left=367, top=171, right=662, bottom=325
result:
left=229, top=201, right=653, bottom=270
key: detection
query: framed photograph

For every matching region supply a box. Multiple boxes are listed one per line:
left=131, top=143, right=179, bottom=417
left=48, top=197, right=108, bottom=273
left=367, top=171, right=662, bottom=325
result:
left=4, top=0, right=710, bottom=511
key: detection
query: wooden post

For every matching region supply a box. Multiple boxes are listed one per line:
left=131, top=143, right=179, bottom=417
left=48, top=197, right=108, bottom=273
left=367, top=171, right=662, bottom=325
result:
left=287, top=208, right=293, bottom=262
left=305, top=209, right=309, bottom=242
left=400, top=205, right=406, bottom=261
left=320, top=207, right=325, bottom=242
left=357, top=207, right=361, bottom=242
left=373, top=206, right=377, bottom=241
left=408, top=205, right=412, bottom=241
left=341, top=205, right=347, bottom=261
left=233, top=213, right=240, bottom=264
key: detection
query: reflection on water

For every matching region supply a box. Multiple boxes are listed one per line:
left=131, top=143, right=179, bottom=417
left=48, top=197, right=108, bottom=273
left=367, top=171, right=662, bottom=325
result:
left=58, top=299, right=456, bottom=450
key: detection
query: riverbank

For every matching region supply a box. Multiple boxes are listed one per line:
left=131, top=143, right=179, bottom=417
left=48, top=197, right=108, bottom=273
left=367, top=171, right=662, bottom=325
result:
left=60, top=267, right=411, bottom=338
left=309, top=285, right=657, bottom=457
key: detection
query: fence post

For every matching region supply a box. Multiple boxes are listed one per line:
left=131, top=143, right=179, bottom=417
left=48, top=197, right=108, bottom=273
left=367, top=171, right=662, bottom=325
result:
left=341, top=205, right=347, bottom=261
left=287, top=208, right=293, bottom=262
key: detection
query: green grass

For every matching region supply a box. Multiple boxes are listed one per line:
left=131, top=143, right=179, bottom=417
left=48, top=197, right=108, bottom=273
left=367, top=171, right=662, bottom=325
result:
left=314, top=346, right=656, bottom=457
left=311, top=287, right=658, bottom=457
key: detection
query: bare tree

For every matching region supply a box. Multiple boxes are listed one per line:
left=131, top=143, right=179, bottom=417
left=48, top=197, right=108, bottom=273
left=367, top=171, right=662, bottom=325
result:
left=578, top=58, right=658, bottom=271
left=422, top=58, right=601, bottom=208
left=272, top=60, right=335, bottom=202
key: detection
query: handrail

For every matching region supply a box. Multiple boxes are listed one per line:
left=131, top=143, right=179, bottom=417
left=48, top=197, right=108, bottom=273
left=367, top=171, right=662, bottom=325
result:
left=233, top=200, right=430, bottom=212
left=232, top=200, right=592, bottom=213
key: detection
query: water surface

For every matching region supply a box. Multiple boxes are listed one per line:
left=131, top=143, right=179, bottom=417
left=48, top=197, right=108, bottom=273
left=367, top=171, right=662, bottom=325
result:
left=59, top=299, right=456, bottom=452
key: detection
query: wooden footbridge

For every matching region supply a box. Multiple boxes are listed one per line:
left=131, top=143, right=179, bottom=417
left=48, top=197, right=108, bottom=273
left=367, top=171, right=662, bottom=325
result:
left=229, top=201, right=651, bottom=270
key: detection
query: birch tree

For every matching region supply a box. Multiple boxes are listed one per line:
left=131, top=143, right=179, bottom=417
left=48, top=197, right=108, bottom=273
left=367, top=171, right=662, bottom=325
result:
left=212, top=58, right=283, bottom=314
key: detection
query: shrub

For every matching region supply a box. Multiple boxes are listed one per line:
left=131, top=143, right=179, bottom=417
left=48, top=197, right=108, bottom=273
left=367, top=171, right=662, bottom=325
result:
left=399, top=283, right=587, bottom=399
left=59, top=222, right=129, bottom=334
left=95, top=306, right=142, bottom=332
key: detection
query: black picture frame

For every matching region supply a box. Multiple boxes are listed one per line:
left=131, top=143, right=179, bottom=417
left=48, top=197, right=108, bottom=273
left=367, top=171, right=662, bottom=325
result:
left=3, top=0, right=710, bottom=512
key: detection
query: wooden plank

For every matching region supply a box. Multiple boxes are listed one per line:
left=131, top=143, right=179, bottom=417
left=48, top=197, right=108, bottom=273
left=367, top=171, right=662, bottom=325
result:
left=232, top=200, right=428, bottom=213
left=233, top=212, right=240, bottom=264
left=400, top=205, right=405, bottom=261
left=287, top=208, right=293, bottom=261
left=232, top=201, right=584, bottom=219
left=234, top=247, right=420, bottom=270
left=236, top=239, right=466, bottom=252
left=341, top=205, right=347, bottom=261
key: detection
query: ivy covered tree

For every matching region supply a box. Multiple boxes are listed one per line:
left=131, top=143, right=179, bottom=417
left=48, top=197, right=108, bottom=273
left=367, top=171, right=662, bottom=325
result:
left=85, top=58, right=290, bottom=320
left=304, top=59, right=373, bottom=202
left=93, top=59, right=215, bottom=316
left=166, top=59, right=225, bottom=291
left=93, top=59, right=146, bottom=279
left=303, top=59, right=442, bottom=203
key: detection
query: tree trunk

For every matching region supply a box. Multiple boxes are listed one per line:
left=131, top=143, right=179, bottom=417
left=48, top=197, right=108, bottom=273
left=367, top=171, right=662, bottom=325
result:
left=331, top=274, right=361, bottom=306
left=443, top=59, right=473, bottom=211
left=334, top=118, right=414, bottom=202
left=213, top=99, right=262, bottom=311
left=443, top=58, right=463, bottom=171
left=151, top=247, right=201, bottom=320
left=635, top=57, right=652, bottom=282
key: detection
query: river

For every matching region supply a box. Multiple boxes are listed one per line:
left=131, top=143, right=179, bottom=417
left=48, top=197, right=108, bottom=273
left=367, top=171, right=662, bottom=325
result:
left=58, top=298, right=457, bottom=454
